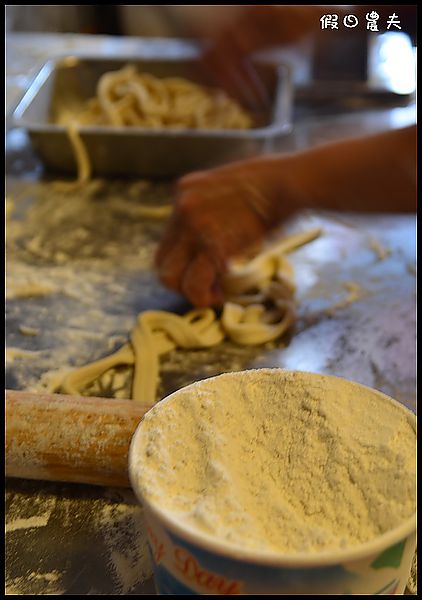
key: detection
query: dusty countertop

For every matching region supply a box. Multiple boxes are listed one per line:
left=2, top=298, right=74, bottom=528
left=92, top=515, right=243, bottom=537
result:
left=5, top=33, right=416, bottom=595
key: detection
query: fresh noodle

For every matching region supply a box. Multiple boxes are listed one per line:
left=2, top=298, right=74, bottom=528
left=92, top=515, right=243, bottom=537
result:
left=56, top=65, right=253, bottom=131
left=55, top=228, right=321, bottom=405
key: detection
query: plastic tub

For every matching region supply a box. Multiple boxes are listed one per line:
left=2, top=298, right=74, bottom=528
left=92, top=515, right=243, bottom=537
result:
left=129, top=369, right=416, bottom=595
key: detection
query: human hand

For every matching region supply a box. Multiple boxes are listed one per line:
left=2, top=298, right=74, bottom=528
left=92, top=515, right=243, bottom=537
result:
left=155, top=156, right=304, bottom=307
left=202, top=5, right=321, bottom=111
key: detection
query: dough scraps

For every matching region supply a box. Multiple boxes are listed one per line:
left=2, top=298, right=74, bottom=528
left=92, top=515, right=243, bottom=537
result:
left=55, top=227, right=322, bottom=405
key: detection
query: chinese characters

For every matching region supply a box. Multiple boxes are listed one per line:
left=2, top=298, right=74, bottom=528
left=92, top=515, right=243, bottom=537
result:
left=320, top=11, right=402, bottom=31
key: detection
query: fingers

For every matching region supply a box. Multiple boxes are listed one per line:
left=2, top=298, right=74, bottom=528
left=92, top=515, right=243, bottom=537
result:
left=182, top=253, right=223, bottom=308
left=200, top=5, right=320, bottom=113
left=157, top=238, right=196, bottom=294
left=157, top=234, right=223, bottom=307
left=155, top=207, right=200, bottom=294
left=203, top=37, right=270, bottom=113
left=237, top=56, right=271, bottom=112
left=155, top=212, right=187, bottom=267
left=156, top=199, right=223, bottom=305
left=156, top=168, right=277, bottom=307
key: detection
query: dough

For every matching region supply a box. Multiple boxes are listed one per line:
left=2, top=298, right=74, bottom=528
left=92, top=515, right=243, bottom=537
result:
left=325, top=281, right=365, bottom=315
left=57, top=227, right=321, bottom=405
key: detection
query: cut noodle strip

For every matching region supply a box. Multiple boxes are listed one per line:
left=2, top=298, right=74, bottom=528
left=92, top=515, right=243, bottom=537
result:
left=56, top=228, right=321, bottom=405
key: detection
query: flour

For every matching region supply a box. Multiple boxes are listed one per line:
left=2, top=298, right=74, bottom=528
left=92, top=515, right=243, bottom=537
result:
left=5, top=484, right=153, bottom=595
left=94, top=495, right=153, bottom=594
left=132, top=369, right=416, bottom=555
left=6, top=515, right=52, bottom=532
left=407, top=553, right=417, bottom=594
left=5, top=494, right=57, bottom=533
left=5, top=571, right=64, bottom=595
left=5, top=178, right=174, bottom=396
left=368, top=237, right=391, bottom=261
left=325, top=281, right=366, bottom=316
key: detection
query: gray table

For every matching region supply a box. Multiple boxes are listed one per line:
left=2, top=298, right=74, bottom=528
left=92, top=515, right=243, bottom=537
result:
left=5, top=33, right=416, bottom=595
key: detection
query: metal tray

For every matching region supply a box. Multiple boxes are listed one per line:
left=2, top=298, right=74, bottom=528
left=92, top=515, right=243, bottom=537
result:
left=11, top=55, right=292, bottom=178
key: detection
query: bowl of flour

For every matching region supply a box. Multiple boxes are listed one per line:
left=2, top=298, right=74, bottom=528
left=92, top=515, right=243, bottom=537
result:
left=129, top=369, right=416, bottom=595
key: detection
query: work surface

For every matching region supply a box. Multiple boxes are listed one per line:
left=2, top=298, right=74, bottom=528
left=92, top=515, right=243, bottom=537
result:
left=5, top=34, right=416, bottom=595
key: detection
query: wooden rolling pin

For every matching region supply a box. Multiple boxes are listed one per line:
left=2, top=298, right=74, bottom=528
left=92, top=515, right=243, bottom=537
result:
left=5, top=389, right=151, bottom=488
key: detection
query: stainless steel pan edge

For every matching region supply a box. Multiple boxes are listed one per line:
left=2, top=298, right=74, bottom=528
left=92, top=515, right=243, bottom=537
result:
left=11, top=55, right=293, bottom=177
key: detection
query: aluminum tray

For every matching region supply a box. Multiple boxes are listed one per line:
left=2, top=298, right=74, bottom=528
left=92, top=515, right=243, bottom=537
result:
left=11, top=55, right=292, bottom=178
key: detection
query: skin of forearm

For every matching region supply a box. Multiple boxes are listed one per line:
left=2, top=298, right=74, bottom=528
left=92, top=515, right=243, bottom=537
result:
left=251, top=5, right=322, bottom=46
left=255, top=126, right=416, bottom=217
left=296, top=126, right=416, bottom=214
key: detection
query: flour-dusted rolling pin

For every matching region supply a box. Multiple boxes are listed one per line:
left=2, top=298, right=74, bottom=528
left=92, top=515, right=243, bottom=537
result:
left=5, top=390, right=151, bottom=487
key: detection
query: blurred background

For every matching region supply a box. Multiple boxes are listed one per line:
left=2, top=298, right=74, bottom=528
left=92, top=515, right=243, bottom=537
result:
left=5, top=6, right=253, bottom=37
left=5, top=5, right=417, bottom=40
left=5, top=4, right=417, bottom=176
left=5, top=6, right=417, bottom=596
left=6, top=5, right=416, bottom=97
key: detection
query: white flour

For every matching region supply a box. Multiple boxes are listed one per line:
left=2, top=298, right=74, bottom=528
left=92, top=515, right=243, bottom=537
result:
left=6, top=515, right=53, bottom=532
left=5, top=495, right=57, bottom=533
left=6, top=571, right=64, bottom=595
left=6, top=179, right=167, bottom=396
left=93, top=492, right=153, bottom=594
left=5, top=487, right=153, bottom=595
left=132, top=369, right=416, bottom=555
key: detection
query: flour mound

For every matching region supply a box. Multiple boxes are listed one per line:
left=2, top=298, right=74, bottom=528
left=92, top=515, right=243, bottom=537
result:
left=132, top=369, right=416, bottom=555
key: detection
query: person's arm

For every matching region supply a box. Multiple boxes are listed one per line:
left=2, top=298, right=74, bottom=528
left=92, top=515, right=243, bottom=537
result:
left=264, top=125, right=417, bottom=216
left=156, top=125, right=416, bottom=307
left=202, top=5, right=322, bottom=109
left=202, top=5, right=417, bottom=108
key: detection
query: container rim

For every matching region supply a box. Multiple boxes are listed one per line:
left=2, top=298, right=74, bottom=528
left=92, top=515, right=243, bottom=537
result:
left=129, top=368, right=416, bottom=568
left=16, top=121, right=291, bottom=138
left=10, top=54, right=291, bottom=137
